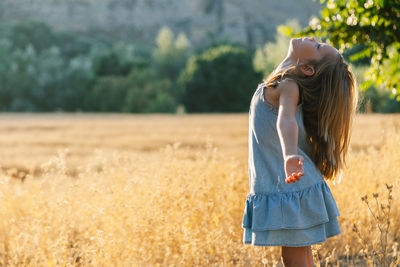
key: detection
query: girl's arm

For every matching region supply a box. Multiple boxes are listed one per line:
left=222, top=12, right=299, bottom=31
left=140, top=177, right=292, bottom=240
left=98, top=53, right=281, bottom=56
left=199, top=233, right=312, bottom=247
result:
left=276, top=79, right=299, bottom=158
left=276, top=79, right=304, bottom=183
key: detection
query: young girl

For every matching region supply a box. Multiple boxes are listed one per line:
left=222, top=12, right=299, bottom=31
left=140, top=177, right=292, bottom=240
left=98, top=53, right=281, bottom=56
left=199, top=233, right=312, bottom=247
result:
left=242, top=37, right=358, bottom=266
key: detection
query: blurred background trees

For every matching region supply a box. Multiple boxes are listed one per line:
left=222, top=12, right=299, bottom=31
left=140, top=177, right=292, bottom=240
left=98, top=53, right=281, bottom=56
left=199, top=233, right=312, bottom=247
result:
left=0, top=20, right=263, bottom=113
left=178, top=45, right=261, bottom=112
left=0, top=0, right=399, bottom=114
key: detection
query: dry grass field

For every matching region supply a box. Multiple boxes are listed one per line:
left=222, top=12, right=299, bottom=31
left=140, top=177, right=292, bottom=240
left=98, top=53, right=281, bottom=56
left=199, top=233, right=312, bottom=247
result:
left=0, top=112, right=399, bottom=266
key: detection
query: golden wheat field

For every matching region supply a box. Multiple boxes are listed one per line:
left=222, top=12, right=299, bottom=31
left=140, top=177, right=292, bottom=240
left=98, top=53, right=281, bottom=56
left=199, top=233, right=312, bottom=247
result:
left=0, top=112, right=399, bottom=266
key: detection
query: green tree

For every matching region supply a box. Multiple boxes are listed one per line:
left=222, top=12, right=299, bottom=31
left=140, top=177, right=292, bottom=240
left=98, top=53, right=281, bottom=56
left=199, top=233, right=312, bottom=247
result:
left=85, top=76, right=129, bottom=112
left=0, top=20, right=98, bottom=60
left=0, top=42, right=93, bottom=112
left=0, top=20, right=56, bottom=55
left=92, top=41, right=143, bottom=76
left=122, top=68, right=176, bottom=113
left=178, top=45, right=262, bottom=112
left=152, top=26, right=191, bottom=81
left=287, top=0, right=400, bottom=99
left=85, top=67, right=176, bottom=113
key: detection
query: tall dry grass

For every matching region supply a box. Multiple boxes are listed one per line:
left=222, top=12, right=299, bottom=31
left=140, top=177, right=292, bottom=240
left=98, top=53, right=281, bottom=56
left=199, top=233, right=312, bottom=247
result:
left=0, top=113, right=399, bottom=266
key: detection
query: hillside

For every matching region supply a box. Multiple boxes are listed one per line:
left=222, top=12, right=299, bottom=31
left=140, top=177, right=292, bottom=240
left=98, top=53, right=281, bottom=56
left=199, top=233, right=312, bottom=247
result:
left=0, top=0, right=322, bottom=47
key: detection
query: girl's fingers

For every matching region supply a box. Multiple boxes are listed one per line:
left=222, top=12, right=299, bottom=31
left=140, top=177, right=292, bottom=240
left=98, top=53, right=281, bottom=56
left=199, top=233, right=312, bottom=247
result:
left=286, top=175, right=297, bottom=183
left=286, top=172, right=303, bottom=183
left=286, top=168, right=305, bottom=183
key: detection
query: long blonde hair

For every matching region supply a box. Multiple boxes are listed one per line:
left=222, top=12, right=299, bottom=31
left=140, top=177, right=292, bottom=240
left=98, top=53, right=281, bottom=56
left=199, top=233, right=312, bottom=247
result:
left=263, top=53, right=358, bottom=181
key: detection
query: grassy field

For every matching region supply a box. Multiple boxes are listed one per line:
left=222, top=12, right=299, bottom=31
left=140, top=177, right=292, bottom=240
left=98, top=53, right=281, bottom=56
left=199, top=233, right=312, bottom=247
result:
left=0, top=112, right=399, bottom=266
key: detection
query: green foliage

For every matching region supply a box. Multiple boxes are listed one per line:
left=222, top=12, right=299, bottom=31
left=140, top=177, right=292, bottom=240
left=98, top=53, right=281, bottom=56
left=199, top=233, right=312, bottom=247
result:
left=178, top=45, right=262, bottom=112
left=0, top=20, right=97, bottom=60
left=92, top=41, right=150, bottom=76
left=341, top=44, right=371, bottom=65
left=0, top=20, right=274, bottom=113
left=123, top=68, right=176, bottom=113
left=85, top=76, right=130, bottom=111
left=0, top=20, right=179, bottom=113
left=86, top=67, right=176, bottom=113
left=0, top=42, right=93, bottom=111
left=93, top=53, right=130, bottom=76
left=350, top=64, right=400, bottom=113
left=0, top=20, right=105, bottom=111
left=0, top=20, right=56, bottom=55
left=297, top=0, right=400, bottom=98
left=152, top=26, right=191, bottom=81
left=359, top=86, right=400, bottom=113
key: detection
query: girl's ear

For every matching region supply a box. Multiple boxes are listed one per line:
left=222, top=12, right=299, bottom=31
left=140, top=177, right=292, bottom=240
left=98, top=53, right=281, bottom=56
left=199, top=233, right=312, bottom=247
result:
left=299, top=64, right=315, bottom=76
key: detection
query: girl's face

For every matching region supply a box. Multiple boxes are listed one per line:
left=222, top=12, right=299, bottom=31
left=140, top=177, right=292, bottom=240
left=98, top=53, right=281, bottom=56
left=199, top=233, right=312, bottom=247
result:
left=288, top=37, right=338, bottom=64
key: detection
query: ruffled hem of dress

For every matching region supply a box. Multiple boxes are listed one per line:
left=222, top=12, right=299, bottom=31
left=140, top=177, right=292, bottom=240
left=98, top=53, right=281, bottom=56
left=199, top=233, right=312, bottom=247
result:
left=242, top=215, right=342, bottom=247
left=242, top=181, right=340, bottom=231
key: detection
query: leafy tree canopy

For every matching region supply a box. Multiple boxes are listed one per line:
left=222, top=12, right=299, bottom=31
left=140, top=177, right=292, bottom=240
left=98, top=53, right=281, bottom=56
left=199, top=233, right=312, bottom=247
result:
left=179, top=45, right=261, bottom=112
left=279, top=0, right=400, bottom=100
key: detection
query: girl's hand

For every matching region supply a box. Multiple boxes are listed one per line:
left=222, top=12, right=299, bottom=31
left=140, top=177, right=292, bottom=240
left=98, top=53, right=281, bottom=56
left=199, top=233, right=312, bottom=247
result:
left=284, top=154, right=304, bottom=183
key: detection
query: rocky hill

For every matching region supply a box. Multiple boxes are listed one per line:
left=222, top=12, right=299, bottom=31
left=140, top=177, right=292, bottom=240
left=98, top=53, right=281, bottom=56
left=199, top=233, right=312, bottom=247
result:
left=0, top=0, right=322, bottom=47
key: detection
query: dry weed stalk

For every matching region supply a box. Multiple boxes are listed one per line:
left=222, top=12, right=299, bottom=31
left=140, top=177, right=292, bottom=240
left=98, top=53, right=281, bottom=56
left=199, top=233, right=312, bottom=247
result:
left=352, top=183, right=395, bottom=266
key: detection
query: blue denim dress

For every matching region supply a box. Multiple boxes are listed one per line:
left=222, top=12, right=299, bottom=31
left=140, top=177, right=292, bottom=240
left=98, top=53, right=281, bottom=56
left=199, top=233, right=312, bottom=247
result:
left=242, top=82, right=341, bottom=247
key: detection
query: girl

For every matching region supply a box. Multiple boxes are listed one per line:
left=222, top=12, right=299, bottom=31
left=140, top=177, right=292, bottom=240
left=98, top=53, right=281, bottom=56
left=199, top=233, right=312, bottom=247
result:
left=242, top=37, right=358, bottom=266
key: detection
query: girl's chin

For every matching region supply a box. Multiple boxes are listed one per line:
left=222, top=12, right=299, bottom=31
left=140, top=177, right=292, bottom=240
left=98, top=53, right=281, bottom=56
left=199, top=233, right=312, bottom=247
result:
left=289, top=41, right=297, bottom=52
left=286, top=47, right=295, bottom=58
